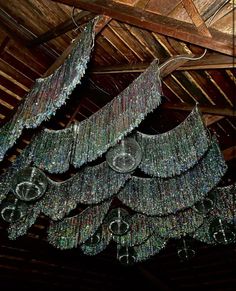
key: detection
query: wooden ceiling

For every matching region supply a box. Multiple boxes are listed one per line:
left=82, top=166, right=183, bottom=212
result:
left=0, top=0, right=235, bottom=290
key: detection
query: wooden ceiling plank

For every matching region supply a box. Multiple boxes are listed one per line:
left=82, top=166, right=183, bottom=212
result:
left=182, top=0, right=212, bottom=37
left=101, top=27, right=137, bottom=62
left=107, top=21, right=147, bottom=61
left=95, top=41, right=122, bottom=64
left=151, top=34, right=175, bottom=56
left=170, top=73, right=198, bottom=103
left=0, top=59, right=33, bottom=89
left=162, top=102, right=236, bottom=117
left=202, top=0, right=230, bottom=22
left=0, top=69, right=30, bottom=91
left=0, top=74, right=28, bottom=97
left=205, top=71, right=234, bottom=107
left=163, top=77, right=191, bottom=103
left=0, top=10, right=58, bottom=61
left=51, top=0, right=234, bottom=56
left=29, top=11, right=96, bottom=46
left=0, top=51, right=39, bottom=80
left=134, top=0, right=151, bottom=9
left=0, top=36, right=10, bottom=55
left=182, top=71, right=215, bottom=105
left=0, top=85, right=22, bottom=103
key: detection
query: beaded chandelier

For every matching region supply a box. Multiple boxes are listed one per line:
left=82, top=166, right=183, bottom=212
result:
left=0, top=19, right=235, bottom=264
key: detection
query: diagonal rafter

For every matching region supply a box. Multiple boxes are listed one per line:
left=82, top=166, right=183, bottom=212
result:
left=51, top=0, right=235, bottom=56
left=162, top=103, right=236, bottom=117
left=29, top=11, right=96, bottom=46
left=182, top=0, right=212, bottom=37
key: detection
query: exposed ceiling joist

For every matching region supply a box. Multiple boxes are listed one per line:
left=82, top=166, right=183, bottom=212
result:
left=91, top=53, right=235, bottom=75
left=162, top=103, right=236, bottom=117
left=29, top=11, right=96, bottom=46
left=0, top=8, right=58, bottom=59
left=223, top=146, right=236, bottom=161
left=51, top=0, right=234, bottom=56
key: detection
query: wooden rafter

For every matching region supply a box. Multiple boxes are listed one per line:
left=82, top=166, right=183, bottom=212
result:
left=29, top=11, right=96, bottom=46
left=91, top=53, right=235, bottom=75
left=223, top=146, right=236, bottom=161
left=51, top=0, right=235, bottom=56
left=182, top=0, right=212, bottom=37
left=162, top=103, right=236, bottom=117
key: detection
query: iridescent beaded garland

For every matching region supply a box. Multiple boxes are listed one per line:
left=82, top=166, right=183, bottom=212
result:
left=191, top=184, right=236, bottom=245
left=134, top=234, right=167, bottom=262
left=136, top=106, right=210, bottom=177
left=118, top=138, right=227, bottom=215
left=210, top=184, right=236, bottom=222
left=48, top=201, right=111, bottom=250
left=7, top=162, right=130, bottom=239
left=81, top=225, right=112, bottom=256
left=0, top=146, right=33, bottom=204
left=29, top=59, right=162, bottom=173
left=0, top=18, right=97, bottom=161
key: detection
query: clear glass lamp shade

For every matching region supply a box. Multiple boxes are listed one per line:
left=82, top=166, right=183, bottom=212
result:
left=193, top=197, right=214, bottom=214
left=0, top=201, right=26, bottom=223
left=177, top=247, right=195, bottom=261
left=177, top=239, right=195, bottom=261
left=107, top=208, right=130, bottom=236
left=84, top=232, right=101, bottom=246
left=106, top=137, right=142, bottom=173
left=117, top=246, right=136, bottom=265
left=12, top=167, right=48, bottom=202
left=209, top=218, right=235, bottom=244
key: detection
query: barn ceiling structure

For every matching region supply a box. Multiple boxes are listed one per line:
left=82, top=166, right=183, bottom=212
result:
left=0, top=0, right=235, bottom=290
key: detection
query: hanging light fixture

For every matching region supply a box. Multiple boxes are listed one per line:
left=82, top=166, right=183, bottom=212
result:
left=117, top=245, right=136, bottom=265
left=84, top=231, right=101, bottom=246
left=12, top=167, right=48, bottom=202
left=193, top=197, right=214, bottom=214
left=106, top=137, right=142, bottom=173
left=209, top=218, right=235, bottom=244
left=107, top=208, right=130, bottom=236
left=0, top=200, right=27, bottom=223
left=177, top=238, right=195, bottom=261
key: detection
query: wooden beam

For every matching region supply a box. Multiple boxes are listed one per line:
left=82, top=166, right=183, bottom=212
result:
left=203, top=114, right=224, bottom=126
left=43, top=15, right=111, bottom=77
left=0, top=9, right=58, bottom=60
left=0, top=36, right=10, bottom=55
left=91, top=53, right=235, bottom=75
left=182, top=0, right=212, bottom=37
left=159, top=54, right=195, bottom=77
left=134, top=0, right=150, bottom=9
left=51, top=0, right=235, bottom=56
left=223, top=146, right=236, bottom=161
left=29, top=11, right=96, bottom=46
left=162, top=103, right=236, bottom=117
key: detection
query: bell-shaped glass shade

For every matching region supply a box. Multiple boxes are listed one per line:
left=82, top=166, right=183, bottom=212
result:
left=106, top=138, right=142, bottom=173
left=0, top=201, right=26, bottom=223
left=117, top=246, right=136, bottom=265
left=177, top=239, right=195, bottom=261
left=193, top=197, right=214, bottom=214
left=84, top=232, right=101, bottom=246
left=178, top=247, right=195, bottom=261
left=107, top=208, right=130, bottom=236
left=209, top=218, right=235, bottom=244
left=12, top=167, right=48, bottom=201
